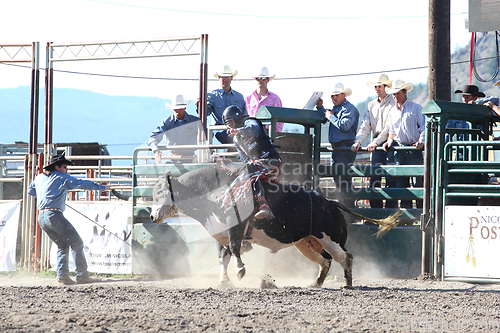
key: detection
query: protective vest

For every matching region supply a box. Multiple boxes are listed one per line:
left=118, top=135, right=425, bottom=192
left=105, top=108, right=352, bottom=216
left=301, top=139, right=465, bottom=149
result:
left=235, top=118, right=280, bottom=162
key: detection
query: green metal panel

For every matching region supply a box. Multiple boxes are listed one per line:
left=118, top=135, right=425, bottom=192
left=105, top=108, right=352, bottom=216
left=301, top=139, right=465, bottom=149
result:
left=318, top=164, right=425, bottom=177
left=255, top=106, right=325, bottom=126
left=423, top=100, right=500, bottom=280
left=350, top=208, right=422, bottom=220
left=345, top=225, right=422, bottom=279
left=133, top=186, right=154, bottom=197
left=335, top=188, right=424, bottom=200
left=422, top=100, right=492, bottom=120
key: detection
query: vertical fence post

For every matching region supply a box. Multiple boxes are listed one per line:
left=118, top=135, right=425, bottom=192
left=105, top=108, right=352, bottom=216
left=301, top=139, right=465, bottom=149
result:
left=198, top=34, right=208, bottom=162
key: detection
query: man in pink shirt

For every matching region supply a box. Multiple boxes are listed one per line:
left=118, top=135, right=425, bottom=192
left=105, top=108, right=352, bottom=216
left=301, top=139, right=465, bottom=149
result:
left=245, top=67, right=284, bottom=132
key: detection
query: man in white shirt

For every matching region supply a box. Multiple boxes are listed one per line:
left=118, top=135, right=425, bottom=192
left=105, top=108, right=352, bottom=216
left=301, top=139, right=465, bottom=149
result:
left=351, top=74, right=397, bottom=209
left=382, top=80, right=425, bottom=211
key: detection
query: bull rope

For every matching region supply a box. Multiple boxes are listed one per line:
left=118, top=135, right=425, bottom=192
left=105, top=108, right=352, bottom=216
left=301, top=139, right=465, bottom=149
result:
left=64, top=204, right=132, bottom=247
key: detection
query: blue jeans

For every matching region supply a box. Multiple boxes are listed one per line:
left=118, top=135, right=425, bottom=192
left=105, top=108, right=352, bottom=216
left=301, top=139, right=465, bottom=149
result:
left=331, top=141, right=357, bottom=208
left=370, top=149, right=397, bottom=209
left=393, top=143, right=424, bottom=209
left=38, top=211, right=90, bottom=280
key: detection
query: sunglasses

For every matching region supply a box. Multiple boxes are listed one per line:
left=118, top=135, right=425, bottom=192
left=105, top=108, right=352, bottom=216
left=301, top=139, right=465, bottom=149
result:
left=256, top=77, right=269, bottom=81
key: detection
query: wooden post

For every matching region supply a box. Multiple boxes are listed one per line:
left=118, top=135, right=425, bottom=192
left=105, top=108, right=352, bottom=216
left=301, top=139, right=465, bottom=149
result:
left=428, top=0, right=451, bottom=101
left=427, top=0, right=450, bottom=279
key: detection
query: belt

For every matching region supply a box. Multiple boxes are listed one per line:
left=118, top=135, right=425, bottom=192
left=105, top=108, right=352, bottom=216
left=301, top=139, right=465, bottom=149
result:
left=39, top=208, right=62, bottom=213
left=331, top=140, right=354, bottom=148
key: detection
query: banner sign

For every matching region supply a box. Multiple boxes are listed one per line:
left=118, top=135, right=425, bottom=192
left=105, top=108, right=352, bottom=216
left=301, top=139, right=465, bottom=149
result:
left=0, top=201, right=21, bottom=272
left=444, top=206, right=500, bottom=281
left=50, top=203, right=132, bottom=274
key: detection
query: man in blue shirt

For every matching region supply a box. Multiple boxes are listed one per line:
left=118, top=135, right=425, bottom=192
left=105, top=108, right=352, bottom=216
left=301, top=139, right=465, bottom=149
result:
left=148, top=94, right=200, bottom=164
left=28, top=154, right=110, bottom=285
left=316, top=83, right=359, bottom=209
left=197, top=65, right=246, bottom=144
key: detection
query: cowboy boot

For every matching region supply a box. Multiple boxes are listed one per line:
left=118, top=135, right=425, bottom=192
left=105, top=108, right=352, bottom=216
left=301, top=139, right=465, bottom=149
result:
left=255, top=202, right=273, bottom=219
left=254, top=180, right=274, bottom=219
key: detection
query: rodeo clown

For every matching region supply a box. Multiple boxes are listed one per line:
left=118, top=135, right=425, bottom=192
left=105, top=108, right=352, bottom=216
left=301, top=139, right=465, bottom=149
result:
left=221, top=105, right=281, bottom=220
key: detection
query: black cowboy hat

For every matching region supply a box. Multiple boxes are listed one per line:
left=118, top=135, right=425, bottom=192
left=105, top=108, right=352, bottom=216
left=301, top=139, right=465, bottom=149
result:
left=43, top=153, right=75, bottom=170
left=454, top=85, right=486, bottom=97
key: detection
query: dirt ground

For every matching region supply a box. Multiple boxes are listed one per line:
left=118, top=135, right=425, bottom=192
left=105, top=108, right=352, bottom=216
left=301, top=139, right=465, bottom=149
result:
left=1, top=273, right=500, bottom=333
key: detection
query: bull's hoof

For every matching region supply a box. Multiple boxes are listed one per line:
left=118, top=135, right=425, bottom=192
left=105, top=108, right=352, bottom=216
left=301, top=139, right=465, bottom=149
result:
left=218, top=280, right=232, bottom=289
left=340, top=282, right=353, bottom=290
left=236, top=266, right=246, bottom=280
left=308, top=281, right=323, bottom=288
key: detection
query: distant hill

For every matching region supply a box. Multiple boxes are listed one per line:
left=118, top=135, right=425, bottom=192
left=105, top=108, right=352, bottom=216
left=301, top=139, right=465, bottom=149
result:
left=0, top=87, right=196, bottom=156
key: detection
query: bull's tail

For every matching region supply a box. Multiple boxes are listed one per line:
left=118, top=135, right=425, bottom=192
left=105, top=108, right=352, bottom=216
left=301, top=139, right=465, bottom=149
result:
left=329, top=200, right=401, bottom=237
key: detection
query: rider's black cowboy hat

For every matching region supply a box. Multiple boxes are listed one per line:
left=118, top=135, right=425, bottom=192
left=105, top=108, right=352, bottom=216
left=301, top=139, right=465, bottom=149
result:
left=454, top=85, right=486, bottom=97
left=43, top=153, right=75, bottom=170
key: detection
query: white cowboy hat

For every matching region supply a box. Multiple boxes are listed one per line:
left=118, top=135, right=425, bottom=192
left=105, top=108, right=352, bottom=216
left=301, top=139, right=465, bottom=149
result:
left=385, top=79, right=414, bottom=94
left=494, top=79, right=500, bottom=87
left=214, top=65, right=238, bottom=78
left=367, top=74, right=393, bottom=88
left=165, top=94, right=189, bottom=109
left=330, top=83, right=352, bottom=97
left=254, top=67, right=275, bottom=81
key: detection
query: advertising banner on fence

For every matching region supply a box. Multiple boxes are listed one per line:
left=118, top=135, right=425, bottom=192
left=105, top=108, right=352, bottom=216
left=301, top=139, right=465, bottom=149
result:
left=49, top=202, right=132, bottom=274
left=444, top=206, right=500, bottom=281
left=0, top=201, right=21, bottom=272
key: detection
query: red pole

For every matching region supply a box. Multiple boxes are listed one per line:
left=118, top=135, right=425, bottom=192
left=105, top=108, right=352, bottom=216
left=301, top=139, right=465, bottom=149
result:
left=469, top=33, right=475, bottom=85
left=86, top=169, right=95, bottom=201
left=33, top=153, right=44, bottom=273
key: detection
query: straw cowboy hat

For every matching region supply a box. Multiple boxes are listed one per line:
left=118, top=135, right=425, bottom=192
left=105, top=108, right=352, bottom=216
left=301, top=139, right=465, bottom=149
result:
left=43, top=153, right=75, bottom=170
left=454, top=85, right=486, bottom=97
left=214, top=65, right=238, bottom=78
left=386, top=79, right=414, bottom=94
left=254, top=67, right=275, bottom=81
left=367, top=74, right=393, bottom=88
left=495, top=80, right=500, bottom=87
left=330, top=83, right=352, bottom=97
left=165, top=94, right=189, bottom=109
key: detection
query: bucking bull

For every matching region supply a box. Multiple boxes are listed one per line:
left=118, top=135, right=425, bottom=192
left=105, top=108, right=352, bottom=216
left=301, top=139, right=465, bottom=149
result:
left=150, top=164, right=399, bottom=289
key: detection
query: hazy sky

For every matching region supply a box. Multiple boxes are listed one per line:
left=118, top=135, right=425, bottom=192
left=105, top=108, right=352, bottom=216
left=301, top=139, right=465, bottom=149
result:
left=1, top=0, right=471, bottom=109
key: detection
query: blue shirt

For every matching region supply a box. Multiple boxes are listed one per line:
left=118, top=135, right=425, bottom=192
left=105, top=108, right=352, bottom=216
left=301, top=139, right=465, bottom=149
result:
left=318, top=100, right=359, bottom=144
left=206, top=88, right=246, bottom=125
left=477, top=96, right=500, bottom=122
left=28, top=171, right=106, bottom=211
left=446, top=119, right=470, bottom=142
left=477, top=96, right=500, bottom=107
left=148, top=113, right=199, bottom=156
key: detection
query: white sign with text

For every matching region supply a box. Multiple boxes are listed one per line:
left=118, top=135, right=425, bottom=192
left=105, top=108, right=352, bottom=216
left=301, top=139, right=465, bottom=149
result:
left=0, top=201, right=21, bottom=271
left=49, top=202, right=132, bottom=274
left=444, top=206, right=500, bottom=280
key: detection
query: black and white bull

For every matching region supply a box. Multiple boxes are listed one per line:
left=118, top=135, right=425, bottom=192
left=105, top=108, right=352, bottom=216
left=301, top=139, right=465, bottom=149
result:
left=150, top=164, right=398, bottom=289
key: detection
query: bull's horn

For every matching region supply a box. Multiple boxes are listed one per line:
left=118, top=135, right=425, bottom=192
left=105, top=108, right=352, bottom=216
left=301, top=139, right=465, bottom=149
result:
left=112, top=189, right=131, bottom=201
